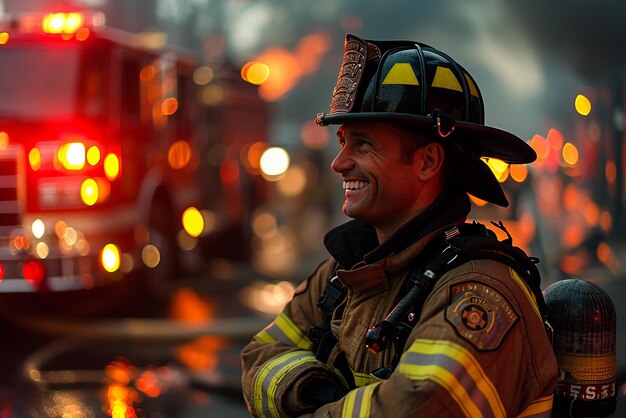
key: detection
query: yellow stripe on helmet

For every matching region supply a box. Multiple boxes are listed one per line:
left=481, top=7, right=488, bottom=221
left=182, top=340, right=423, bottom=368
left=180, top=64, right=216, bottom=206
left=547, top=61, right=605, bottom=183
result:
left=464, top=72, right=480, bottom=97
left=382, top=63, right=419, bottom=85
left=432, top=66, right=462, bottom=92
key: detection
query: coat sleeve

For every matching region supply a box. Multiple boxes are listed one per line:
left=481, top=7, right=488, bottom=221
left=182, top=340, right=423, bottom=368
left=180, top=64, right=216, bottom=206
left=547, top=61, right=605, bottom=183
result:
left=304, top=260, right=558, bottom=417
left=241, top=258, right=345, bottom=417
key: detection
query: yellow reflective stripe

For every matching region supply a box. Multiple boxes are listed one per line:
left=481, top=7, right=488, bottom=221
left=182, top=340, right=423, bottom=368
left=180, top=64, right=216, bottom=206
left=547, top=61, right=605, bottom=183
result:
left=401, top=363, right=480, bottom=418
left=252, top=351, right=316, bottom=418
left=352, top=370, right=377, bottom=387
left=400, top=339, right=505, bottom=418
left=275, top=313, right=313, bottom=350
left=516, top=394, right=553, bottom=418
left=342, top=389, right=358, bottom=417
left=509, top=268, right=541, bottom=319
left=253, top=313, right=313, bottom=350
left=341, top=382, right=381, bottom=418
left=254, top=329, right=277, bottom=343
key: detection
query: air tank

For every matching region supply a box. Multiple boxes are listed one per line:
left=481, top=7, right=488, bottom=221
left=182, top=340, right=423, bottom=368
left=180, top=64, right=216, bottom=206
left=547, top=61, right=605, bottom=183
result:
left=544, top=278, right=617, bottom=418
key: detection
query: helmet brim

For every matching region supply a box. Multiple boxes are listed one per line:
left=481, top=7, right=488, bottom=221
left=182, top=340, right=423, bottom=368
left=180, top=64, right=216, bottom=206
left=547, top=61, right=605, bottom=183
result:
left=318, top=112, right=536, bottom=164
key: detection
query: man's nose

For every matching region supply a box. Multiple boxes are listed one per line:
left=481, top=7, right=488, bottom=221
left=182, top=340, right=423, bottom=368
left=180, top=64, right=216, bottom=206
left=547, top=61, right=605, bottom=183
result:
left=331, top=147, right=354, bottom=174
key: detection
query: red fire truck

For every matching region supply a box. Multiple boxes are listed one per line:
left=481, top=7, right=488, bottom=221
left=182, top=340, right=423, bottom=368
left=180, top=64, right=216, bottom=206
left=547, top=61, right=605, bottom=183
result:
left=0, top=11, right=269, bottom=295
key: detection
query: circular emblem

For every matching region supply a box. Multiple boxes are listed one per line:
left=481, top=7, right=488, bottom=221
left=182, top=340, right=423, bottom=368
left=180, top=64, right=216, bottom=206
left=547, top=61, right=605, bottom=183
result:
left=446, top=282, right=519, bottom=351
left=461, top=304, right=488, bottom=331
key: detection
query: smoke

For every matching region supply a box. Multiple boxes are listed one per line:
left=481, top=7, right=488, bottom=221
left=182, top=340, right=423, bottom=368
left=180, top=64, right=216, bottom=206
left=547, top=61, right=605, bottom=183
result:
left=501, top=0, right=626, bottom=81
left=3, top=0, right=620, bottom=138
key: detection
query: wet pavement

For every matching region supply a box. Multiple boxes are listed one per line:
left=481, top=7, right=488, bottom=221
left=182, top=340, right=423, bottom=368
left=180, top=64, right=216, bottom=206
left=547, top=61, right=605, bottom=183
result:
left=0, top=260, right=274, bottom=418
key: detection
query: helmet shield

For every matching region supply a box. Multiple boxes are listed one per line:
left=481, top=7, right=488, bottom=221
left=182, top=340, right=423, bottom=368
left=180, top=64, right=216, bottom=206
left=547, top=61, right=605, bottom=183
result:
left=317, top=33, right=536, bottom=207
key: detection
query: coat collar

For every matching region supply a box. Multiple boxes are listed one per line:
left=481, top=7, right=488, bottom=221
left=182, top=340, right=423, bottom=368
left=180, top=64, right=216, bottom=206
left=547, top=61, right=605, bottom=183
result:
left=324, top=191, right=471, bottom=270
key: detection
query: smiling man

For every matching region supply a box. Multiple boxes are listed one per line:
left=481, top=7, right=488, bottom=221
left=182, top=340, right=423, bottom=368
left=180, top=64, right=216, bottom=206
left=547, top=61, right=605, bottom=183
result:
left=241, top=34, right=558, bottom=417
left=333, top=122, right=445, bottom=243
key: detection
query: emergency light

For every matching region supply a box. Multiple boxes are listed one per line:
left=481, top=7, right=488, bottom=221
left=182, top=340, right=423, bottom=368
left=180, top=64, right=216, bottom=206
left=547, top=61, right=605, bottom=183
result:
left=0, top=10, right=105, bottom=38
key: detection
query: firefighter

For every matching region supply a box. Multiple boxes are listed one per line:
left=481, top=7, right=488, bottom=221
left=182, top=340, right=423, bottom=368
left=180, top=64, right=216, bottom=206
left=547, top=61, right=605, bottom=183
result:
left=241, top=34, right=558, bottom=417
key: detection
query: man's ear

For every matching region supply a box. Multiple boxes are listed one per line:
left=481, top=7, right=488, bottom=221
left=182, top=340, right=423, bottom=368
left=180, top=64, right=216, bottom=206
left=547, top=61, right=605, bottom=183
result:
left=417, top=142, right=445, bottom=181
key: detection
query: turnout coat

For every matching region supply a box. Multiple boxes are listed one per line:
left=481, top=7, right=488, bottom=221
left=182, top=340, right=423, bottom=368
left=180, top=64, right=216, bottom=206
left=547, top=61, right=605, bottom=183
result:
left=241, top=194, right=557, bottom=417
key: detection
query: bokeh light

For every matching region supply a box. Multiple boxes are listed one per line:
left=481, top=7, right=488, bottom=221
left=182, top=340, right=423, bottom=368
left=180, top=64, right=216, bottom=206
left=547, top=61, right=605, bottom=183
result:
left=562, top=142, right=579, bottom=166
left=575, top=94, right=592, bottom=116
left=182, top=207, right=204, bottom=238
left=241, top=61, right=271, bottom=85
left=277, top=164, right=308, bottom=197
left=251, top=209, right=278, bottom=239
left=80, top=178, right=99, bottom=206
left=509, top=164, right=528, bottom=183
left=31, top=219, right=45, bottom=239
left=101, top=244, right=121, bottom=273
left=300, top=120, right=330, bottom=149
left=193, top=66, right=214, bottom=85
left=530, top=134, right=549, bottom=162
left=142, top=244, right=160, bottom=268
left=168, top=140, right=192, bottom=169
left=260, top=147, right=290, bottom=178
left=87, top=145, right=101, bottom=165
left=104, top=153, right=120, bottom=180
left=546, top=128, right=564, bottom=150
left=29, top=147, right=41, bottom=171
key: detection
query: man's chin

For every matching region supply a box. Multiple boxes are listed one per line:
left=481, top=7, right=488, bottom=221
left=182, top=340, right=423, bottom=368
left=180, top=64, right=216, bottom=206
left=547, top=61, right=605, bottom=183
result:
left=342, top=202, right=364, bottom=220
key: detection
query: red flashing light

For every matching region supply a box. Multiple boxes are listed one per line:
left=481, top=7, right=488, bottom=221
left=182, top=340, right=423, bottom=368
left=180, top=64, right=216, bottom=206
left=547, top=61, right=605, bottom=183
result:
left=22, top=260, right=46, bottom=286
left=0, top=262, right=4, bottom=282
left=2, top=11, right=105, bottom=38
left=42, top=13, right=83, bottom=34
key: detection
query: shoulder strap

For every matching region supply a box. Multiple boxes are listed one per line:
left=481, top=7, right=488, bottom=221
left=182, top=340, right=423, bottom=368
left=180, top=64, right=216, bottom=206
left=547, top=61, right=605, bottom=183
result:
left=310, top=273, right=345, bottom=363
left=366, top=222, right=548, bottom=379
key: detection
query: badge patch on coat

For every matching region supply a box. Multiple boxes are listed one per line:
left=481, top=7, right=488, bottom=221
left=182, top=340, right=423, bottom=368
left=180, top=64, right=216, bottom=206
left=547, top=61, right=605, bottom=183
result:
left=445, top=282, right=519, bottom=351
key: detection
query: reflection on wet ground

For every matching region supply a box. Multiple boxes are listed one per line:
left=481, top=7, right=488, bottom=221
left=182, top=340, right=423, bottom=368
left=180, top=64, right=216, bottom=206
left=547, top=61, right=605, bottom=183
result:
left=0, top=259, right=276, bottom=418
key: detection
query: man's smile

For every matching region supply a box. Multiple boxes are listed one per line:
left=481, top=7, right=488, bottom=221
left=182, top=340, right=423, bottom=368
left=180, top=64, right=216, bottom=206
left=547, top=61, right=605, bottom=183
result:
left=343, top=180, right=369, bottom=191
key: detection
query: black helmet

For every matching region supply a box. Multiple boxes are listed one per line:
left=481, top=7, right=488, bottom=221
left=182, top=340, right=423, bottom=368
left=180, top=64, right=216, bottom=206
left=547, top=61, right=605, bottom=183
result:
left=316, top=33, right=536, bottom=207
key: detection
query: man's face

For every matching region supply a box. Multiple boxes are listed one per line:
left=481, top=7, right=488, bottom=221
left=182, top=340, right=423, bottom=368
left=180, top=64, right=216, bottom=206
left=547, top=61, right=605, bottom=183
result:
left=331, top=121, right=428, bottom=231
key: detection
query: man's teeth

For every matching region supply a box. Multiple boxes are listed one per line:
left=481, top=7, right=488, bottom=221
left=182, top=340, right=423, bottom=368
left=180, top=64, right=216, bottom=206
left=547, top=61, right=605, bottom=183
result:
left=343, top=180, right=368, bottom=190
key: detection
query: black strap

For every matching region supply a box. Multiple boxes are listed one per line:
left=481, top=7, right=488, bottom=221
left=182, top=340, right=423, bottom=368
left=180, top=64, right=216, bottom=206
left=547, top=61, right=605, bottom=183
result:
left=310, top=274, right=345, bottom=363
